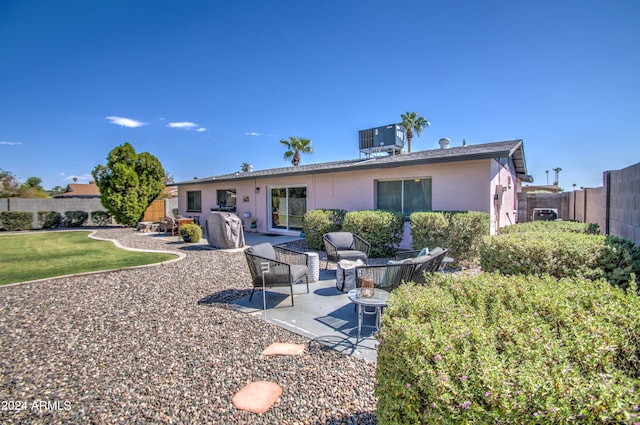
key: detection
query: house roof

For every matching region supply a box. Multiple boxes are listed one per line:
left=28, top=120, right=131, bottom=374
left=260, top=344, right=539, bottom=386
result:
left=175, top=139, right=533, bottom=186
left=53, top=181, right=101, bottom=198
left=522, top=184, right=563, bottom=193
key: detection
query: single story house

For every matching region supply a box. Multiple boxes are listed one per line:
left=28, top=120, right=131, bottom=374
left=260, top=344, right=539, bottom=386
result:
left=53, top=181, right=101, bottom=198
left=173, top=139, right=532, bottom=237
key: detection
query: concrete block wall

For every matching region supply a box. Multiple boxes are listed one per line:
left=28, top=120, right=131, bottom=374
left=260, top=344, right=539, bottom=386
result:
left=0, top=198, right=109, bottom=229
left=516, top=192, right=569, bottom=223
left=519, top=161, right=639, bottom=246
left=607, top=162, right=640, bottom=246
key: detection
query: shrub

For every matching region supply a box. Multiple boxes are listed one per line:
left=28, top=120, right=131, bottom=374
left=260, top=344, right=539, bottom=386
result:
left=602, top=236, right=640, bottom=293
left=64, top=211, right=88, bottom=227
left=411, top=211, right=489, bottom=267
left=37, top=211, right=62, bottom=229
left=501, top=220, right=600, bottom=235
left=0, top=211, right=33, bottom=231
left=91, top=210, right=111, bottom=226
left=302, top=209, right=346, bottom=250
left=180, top=223, right=202, bottom=243
left=479, top=231, right=606, bottom=281
left=446, top=211, right=490, bottom=267
left=480, top=231, right=639, bottom=292
left=410, top=212, right=448, bottom=251
left=375, top=273, right=640, bottom=424
left=342, top=210, right=404, bottom=258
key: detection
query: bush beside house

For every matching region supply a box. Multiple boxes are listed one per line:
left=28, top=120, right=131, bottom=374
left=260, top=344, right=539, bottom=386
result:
left=302, top=209, right=347, bottom=250
left=376, top=273, right=640, bottom=424
left=302, top=209, right=403, bottom=257
left=342, top=210, right=405, bottom=258
left=411, top=211, right=489, bottom=267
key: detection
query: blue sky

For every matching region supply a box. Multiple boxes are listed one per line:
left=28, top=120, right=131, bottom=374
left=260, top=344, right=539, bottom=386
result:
left=1, top=0, right=638, bottom=190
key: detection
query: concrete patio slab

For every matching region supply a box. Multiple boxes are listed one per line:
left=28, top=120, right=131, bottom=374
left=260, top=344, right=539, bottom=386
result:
left=232, top=270, right=381, bottom=362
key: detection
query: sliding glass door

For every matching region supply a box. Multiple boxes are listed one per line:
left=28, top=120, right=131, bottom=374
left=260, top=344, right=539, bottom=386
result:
left=269, top=186, right=307, bottom=232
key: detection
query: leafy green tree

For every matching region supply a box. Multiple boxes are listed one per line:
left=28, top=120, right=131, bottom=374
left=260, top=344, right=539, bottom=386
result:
left=18, top=176, right=49, bottom=198
left=0, top=168, right=20, bottom=197
left=280, top=136, right=313, bottom=166
left=49, top=185, right=68, bottom=196
left=400, top=112, right=430, bottom=153
left=92, top=142, right=166, bottom=226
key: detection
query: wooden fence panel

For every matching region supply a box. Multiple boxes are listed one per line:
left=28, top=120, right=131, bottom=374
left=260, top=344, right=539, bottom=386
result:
left=143, top=199, right=166, bottom=222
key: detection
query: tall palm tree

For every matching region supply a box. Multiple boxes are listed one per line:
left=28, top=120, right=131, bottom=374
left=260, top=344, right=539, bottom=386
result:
left=241, top=162, right=251, bottom=172
left=400, top=112, right=430, bottom=153
left=280, top=136, right=313, bottom=166
left=552, top=167, right=563, bottom=186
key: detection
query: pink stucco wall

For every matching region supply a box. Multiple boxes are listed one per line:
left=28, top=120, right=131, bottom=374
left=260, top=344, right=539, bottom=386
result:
left=178, top=159, right=499, bottom=234
left=490, top=159, right=519, bottom=233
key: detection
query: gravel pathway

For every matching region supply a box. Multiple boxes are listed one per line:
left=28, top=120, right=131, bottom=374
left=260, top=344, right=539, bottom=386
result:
left=0, top=228, right=378, bottom=424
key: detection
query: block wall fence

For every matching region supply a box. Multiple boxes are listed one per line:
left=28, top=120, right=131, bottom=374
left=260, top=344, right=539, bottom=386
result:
left=0, top=198, right=178, bottom=229
left=517, top=161, right=640, bottom=246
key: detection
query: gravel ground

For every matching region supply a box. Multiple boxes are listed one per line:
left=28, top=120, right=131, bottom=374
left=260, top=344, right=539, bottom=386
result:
left=0, top=228, right=378, bottom=424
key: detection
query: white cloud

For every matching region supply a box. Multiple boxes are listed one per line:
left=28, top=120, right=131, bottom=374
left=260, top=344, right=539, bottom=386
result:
left=167, top=121, right=198, bottom=129
left=64, top=174, right=93, bottom=183
left=105, top=116, right=147, bottom=128
left=196, top=127, right=207, bottom=132
left=244, top=132, right=263, bottom=136
left=0, top=141, right=22, bottom=145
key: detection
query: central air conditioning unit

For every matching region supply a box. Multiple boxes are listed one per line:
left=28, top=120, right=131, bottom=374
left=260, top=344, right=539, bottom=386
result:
left=358, top=124, right=405, bottom=157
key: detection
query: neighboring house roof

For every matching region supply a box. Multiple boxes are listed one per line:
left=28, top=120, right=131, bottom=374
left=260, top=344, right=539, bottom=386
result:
left=164, top=186, right=178, bottom=198
left=175, top=139, right=533, bottom=186
left=522, top=184, right=563, bottom=193
left=53, top=181, right=101, bottom=198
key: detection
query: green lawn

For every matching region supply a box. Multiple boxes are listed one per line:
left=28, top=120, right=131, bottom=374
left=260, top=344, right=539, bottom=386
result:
left=0, top=231, right=177, bottom=285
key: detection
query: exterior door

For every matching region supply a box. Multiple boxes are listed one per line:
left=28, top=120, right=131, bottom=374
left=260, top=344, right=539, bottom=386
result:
left=269, top=186, right=307, bottom=232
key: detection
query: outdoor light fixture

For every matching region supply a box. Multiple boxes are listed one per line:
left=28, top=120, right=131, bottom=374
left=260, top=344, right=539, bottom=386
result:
left=255, top=187, right=260, bottom=193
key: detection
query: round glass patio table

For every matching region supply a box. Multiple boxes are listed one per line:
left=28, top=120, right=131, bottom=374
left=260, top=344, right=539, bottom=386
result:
left=347, top=288, right=390, bottom=341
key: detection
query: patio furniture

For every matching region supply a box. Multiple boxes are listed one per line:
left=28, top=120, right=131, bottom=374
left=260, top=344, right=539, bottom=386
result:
left=244, top=242, right=309, bottom=307
left=354, top=262, right=415, bottom=292
left=323, top=232, right=370, bottom=269
left=347, top=288, right=390, bottom=341
left=177, top=217, right=194, bottom=234
left=161, top=217, right=177, bottom=236
left=397, top=247, right=450, bottom=284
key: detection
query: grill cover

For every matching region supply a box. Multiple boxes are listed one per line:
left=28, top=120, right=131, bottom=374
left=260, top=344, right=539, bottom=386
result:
left=206, top=212, right=245, bottom=249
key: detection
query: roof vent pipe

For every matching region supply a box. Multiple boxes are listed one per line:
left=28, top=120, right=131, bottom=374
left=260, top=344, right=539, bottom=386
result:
left=439, top=138, right=451, bottom=149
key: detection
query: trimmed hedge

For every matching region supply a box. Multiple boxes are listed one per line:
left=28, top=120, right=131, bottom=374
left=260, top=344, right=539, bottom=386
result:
left=480, top=231, right=606, bottom=281
left=302, top=209, right=347, bottom=250
left=481, top=224, right=640, bottom=292
left=501, top=220, right=600, bottom=235
left=411, top=211, right=489, bottom=267
left=37, top=211, right=62, bottom=229
left=91, top=210, right=111, bottom=226
left=342, top=210, right=405, bottom=258
left=376, top=273, right=640, bottom=424
left=0, top=211, right=33, bottom=231
left=64, top=211, right=88, bottom=227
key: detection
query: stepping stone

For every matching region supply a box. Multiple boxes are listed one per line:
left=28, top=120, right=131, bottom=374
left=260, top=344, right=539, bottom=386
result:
left=232, top=381, right=282, bottom=414
left=261, top=342, right=305, bottom=356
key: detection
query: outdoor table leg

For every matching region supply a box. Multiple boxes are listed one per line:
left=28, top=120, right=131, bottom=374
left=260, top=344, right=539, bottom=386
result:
left=357, top=303, right=363, bottom=341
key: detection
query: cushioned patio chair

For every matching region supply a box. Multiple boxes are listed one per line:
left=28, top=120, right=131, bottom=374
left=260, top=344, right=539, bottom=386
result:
left=398, top=247, right=450, bottom=284
left=354, top=262, right=416, bottom=293
left=244, top=242, right=309, bottom=307
left=323, top=232, right=370, bottom=269
left=161, top=217, right=177, bottom=236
